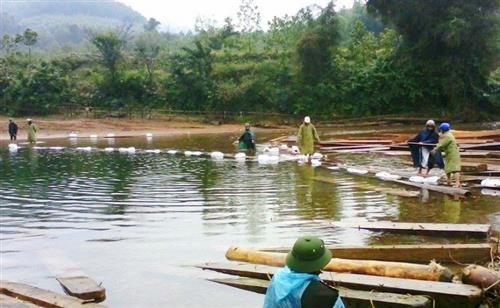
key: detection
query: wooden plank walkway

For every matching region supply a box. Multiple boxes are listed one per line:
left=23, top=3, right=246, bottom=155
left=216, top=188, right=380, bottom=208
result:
left=0, top=281, right=104, bottom=308
left=200, top=263, right=482, bottom=307
left=331, top=221, right=490, bottom=237
left=210, top=277, right=432, bottom=307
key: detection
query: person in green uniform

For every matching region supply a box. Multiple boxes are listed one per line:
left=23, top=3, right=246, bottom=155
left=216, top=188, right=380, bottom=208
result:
left=263, top=236, right=344, bottom=308
left=238, top=123, right=256, bottom=153
left=431, top=123, right=461, bottom=187
left=297, top=116, right=320, bottom=155
left=27, top=119, right=38, bottom=144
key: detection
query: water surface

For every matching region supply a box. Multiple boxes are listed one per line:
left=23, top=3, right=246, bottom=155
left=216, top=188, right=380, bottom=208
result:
left=1, top=131, right=499, bottom=307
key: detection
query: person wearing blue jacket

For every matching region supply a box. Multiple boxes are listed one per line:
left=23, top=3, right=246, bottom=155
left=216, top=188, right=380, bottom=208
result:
left=263, top=236, right=344, bottom=308
left=409, top=120, right=444, bottom=176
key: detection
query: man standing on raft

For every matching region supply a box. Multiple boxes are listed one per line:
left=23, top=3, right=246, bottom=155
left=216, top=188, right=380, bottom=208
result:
left=432, top=123, right=462, bottom=187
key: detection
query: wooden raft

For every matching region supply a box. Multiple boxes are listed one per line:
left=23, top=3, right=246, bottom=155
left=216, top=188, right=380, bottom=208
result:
left=0, top=281, right=104, bottom=308
left=200, top=263, right=482, bottom=307
left=210, top=277, right=433, bottom=307
left=331, top=221, right=491, bottom=238
left=262, top=243, right=493, bottom=264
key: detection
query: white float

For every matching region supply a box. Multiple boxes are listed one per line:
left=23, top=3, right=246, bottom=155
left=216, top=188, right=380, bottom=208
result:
left=145, top=149, right=161, bottom=154
left=375, top=172, right=401, bottom=181
left=235, top=152, right=246, bottom=161
left=8, top=144, right=18, bottom=152
left=481, top=178, right=500, bottom=188
left=311, top=159, right=322, bottom=167
left=481, top=189, right=500, bottom=197
left=290, top=146, right=300, bottom=155
left=106, top=133, right=115, bottom=138
left=409, top=176, right=425, bottom=183
left=49, top=146, right=65, bottom=151
left=146, top=133, right=153, bottom=138
left=90, top=134, right=98, bottom=139
left=347, top=167, right=369, bottom=175
left=210, top=151, right=224, bottom=160
left=258, top=154, right=279, bottom=165
left=68, top=133, right=78, bottom=138
left=119, top=147, right=136, bottom=154
left=76, top=147, right=92, bottom=152
left=167, top=150, right=178, bottom=155
left=280, top=144, right=288, bottom=150
left=311, top=152, right=323, bottom=160
left=192, top=151, right=203, bottom=156
left=104, top=147, right=115, bottom=152
left=184, top=151, right=193, bottom=156
left=423, top=176, right=440, bottom=185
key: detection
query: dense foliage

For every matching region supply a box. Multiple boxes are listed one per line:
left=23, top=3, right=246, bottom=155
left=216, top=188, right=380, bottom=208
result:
left=0, top=0, right=499, bottom=120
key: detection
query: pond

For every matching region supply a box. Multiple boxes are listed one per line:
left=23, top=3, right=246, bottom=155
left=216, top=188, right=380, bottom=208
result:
left=1, top=130, right=499, bottom=307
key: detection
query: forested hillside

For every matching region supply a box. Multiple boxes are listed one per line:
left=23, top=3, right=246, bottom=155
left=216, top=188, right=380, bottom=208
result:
left=0, top=0, right=146, bottom=50
left=0, top=0, right=499, bottom=120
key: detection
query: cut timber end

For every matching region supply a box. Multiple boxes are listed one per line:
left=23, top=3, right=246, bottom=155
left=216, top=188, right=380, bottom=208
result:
left=56, top=276, right=106, bottom=303
left=261, top=243, right=493, bottom=264
left=200, top=263, right=482, bottom=307
left=331, top=221, right=491, bottom=238
left=210, top=277, right=432, bottom=307
left=0, top=281, right=104, bottom=308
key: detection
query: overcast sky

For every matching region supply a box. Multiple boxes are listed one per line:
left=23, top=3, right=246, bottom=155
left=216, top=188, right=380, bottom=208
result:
left=119, top=0, right=356, bottom=32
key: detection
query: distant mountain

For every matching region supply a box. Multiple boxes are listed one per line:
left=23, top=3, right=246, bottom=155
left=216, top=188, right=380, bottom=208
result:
left=0, top=0, right=147, bottom=49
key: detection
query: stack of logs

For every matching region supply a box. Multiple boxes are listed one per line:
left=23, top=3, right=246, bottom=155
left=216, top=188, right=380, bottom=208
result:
left=200, top=222, right=500, bottom=307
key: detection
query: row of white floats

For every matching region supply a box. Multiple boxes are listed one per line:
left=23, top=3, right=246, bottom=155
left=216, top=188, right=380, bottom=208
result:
left=6, top=143, right=324, bottom=166
left=68, top=133, right=152, bottom=138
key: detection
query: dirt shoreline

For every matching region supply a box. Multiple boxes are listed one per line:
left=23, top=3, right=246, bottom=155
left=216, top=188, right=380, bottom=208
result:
left=0, top=116, right=289, bottom=141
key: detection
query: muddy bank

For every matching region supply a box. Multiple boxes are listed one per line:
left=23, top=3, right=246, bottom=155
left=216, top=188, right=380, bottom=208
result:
left=0, top=116, right=289, bottom=141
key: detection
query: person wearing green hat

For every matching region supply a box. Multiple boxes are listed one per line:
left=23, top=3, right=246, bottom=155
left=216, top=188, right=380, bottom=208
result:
left=263, top=236, right=344, bottom=308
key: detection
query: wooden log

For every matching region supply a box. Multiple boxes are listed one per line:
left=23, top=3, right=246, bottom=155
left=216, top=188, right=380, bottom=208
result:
left=373, top=187, right=420, bottom=198
left=225, top=247, right=453, bottom=282
left=261, top=244, right=493, bottom=264
left=200, top=263, right=482, bottom=307
left=390, top=178, right=472, bottom=197
left=331, top=221, right=490, bottom=238
left=460, top=142, right=500, bottom=151
left=462, top=265, right=500, bottom=292
left=0, top=293, right=39, bottom=307
left=320, top=144, right=386, bottom=151
left=56, top=276, right=105, bottom=303
left=0, top=281, right=104, bottom=308
left=324, top=147, right=391, bottom=154
left=320, top=139, right=394, bottom=145
left=452, top=129, right=500, bottom=139
left=210, top=277, right=432, bottom=307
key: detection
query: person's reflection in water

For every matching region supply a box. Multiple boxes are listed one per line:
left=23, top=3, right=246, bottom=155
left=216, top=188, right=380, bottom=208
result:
left=441, top=195, right=461, bottom=223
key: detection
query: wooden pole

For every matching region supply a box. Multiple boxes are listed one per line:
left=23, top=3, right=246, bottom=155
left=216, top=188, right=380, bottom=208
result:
left=225, top=247, right=453, bottom=282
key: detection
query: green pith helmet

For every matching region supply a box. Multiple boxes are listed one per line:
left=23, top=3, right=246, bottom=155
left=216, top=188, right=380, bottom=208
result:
left=286, top=236, right=332, bottom=273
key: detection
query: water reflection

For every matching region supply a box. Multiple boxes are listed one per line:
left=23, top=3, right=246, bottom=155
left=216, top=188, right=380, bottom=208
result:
left=1, top=133, right=499, bottom=307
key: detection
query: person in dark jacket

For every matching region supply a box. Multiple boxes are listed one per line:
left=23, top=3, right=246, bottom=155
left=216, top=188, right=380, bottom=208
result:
left=238, top=123, right=256, bottom=153
left=263, top=236, right=344, bottom=308
left=409, top=120, right=443, bottom=176
left=8, top=119, right=18, bottom=140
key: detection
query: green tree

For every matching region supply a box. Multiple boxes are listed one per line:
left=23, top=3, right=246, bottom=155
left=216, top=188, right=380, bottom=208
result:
left=89, top=31, right=126, bottom=82
left=22, top=28, right=38, bottom=63
left=367, top=0, right=500, bottom=116
left=144, top=18, right=161, bottom=32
